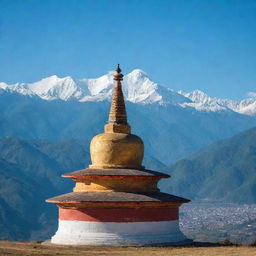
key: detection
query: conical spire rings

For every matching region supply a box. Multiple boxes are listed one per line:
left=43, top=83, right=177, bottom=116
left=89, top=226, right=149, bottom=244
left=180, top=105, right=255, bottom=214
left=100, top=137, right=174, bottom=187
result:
left=105, top=64, right=131, bottom=134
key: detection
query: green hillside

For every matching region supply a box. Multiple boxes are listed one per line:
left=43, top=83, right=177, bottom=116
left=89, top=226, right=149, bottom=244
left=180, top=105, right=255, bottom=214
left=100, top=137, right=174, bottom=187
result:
left=0, top=136, right=165, bottom=240
left=0, top=137, right=90, bottom=241
left=1, top=93, right=256, bottom=164
left=1, top=128, right=256, bottom=241
left=161, top=127, right=256, bottom=203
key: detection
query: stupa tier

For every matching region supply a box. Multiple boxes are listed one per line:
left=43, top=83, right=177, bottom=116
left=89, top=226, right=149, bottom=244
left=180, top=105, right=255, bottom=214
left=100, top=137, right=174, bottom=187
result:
left=46, top=65, right=190, bottom=246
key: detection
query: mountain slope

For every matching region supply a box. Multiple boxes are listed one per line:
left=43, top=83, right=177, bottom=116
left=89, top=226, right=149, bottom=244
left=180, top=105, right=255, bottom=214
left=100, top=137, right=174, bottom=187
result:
left=1, top=132, right=256, bottom=241
left=0, top=136, right=165, bottom=241
left=0, top=93, right=256, bottom=164
left=0, top=137, right=90, bottom=241
left=160, top=127, right=256, bottom=203
left=1, top=70, right=256, bottom=164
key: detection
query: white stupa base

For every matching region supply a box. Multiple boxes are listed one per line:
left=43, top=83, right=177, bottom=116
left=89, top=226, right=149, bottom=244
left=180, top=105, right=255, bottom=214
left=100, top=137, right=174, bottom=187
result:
left=50, top=220, right=190, bottom=246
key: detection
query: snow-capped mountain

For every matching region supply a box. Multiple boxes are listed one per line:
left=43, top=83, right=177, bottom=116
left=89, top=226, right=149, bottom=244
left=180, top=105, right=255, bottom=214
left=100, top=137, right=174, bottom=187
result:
left=179, top=90, right=256, bottom=116
left=1, top=69, right=256, bottom=115
left=0, top=69, right=189, bottom=105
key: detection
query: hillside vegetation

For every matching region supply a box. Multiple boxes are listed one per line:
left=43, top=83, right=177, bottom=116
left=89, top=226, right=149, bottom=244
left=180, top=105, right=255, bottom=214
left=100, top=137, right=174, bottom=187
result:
left=1, top=127, right=256, bottom=241
left=1, top=93, right=256, bottom=164
left=161, top=127, right=256, bottom=203
left=0, top=136, right=164, bottom=241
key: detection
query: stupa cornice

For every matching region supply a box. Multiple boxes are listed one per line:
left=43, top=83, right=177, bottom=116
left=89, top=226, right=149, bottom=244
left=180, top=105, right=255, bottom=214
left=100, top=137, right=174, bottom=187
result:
left=46, top=191, right=190, bottom=205
left=52, top=201, right=185, bottom=210
left=62, top=168, right=170, bottom=178
left=61, top=168, right=170, bottom=193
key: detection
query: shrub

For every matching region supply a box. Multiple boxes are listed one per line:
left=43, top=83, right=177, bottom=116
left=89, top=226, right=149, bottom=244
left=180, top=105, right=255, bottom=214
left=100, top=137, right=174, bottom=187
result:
left=250, top=239, right=256, bottom=247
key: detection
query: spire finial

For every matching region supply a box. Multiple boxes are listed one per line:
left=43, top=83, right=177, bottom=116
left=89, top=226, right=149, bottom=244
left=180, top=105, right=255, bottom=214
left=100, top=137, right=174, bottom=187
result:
left=104, top=64, right=131, bottom=134
left=116, top=64, right=121, bottom=72
left=114, top=64, right=124, bottom=81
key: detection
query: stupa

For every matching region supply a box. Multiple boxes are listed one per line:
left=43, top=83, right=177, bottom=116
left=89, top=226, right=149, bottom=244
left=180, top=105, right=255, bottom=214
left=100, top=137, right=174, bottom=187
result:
left=46, top=65, right=191, bottom=246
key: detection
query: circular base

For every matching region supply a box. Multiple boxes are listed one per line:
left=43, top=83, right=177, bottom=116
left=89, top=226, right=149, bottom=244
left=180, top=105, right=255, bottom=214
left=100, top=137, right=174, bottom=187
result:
left=50, top=220, right=190, bottom=246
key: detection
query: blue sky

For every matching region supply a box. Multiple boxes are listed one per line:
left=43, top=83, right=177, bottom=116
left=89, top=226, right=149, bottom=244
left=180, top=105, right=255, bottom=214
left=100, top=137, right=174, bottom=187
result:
left=0, top=0, right=255, bottom=99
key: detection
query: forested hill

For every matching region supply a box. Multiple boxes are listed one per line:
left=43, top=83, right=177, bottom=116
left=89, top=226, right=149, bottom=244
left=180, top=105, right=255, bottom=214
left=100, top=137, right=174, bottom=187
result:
left=0, top=136, right=164, bottom=241
left=161, top=127, right=256, bottom=203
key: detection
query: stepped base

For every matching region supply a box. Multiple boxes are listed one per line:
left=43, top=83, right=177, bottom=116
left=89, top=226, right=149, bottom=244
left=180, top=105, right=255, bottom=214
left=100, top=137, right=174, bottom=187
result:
left=50, top=220, right=190, bottom=246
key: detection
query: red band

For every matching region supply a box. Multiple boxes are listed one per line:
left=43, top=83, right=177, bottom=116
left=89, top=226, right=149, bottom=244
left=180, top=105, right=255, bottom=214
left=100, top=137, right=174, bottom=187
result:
left=59, top=207, right=178, bottom=222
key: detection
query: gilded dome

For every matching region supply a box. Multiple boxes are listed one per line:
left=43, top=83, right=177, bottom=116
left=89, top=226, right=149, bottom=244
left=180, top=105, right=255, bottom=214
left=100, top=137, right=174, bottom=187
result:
left=90, top=132, right=144, bottom=169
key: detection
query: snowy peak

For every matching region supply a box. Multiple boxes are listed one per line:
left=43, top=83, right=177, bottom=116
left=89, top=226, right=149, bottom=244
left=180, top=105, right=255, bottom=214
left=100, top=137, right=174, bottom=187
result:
left=238, top=98, right=256, bottom=115
left=179, top=90, right=233, bottom=112
left=0, top=69, right=189, bottom=105
left=2, top=75, right=83, bottom=100
left=180, top=89, right=256, bottom=116
left=81, top=72, right=114, bottom=96
left=122, top=69, right=190, bottom=105
left=26, top=75, right=83, bottom=100
left=1, top=70, right=256, bottom=116
left=124, top=69, right=162, bottom=103
left=180, top=90, right=211, bottom=103
left=0, top=82, right=8, bottom=89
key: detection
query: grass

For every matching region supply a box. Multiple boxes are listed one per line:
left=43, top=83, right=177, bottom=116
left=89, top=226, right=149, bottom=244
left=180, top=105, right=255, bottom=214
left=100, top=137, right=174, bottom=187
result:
left=0, top=241, right=256, bottom=256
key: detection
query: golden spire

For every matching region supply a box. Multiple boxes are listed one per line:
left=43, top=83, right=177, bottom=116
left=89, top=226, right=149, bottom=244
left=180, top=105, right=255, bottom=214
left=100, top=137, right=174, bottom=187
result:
left=104, top=64, right=131, bottom=134
left=109, top=64, right=127, bottom=124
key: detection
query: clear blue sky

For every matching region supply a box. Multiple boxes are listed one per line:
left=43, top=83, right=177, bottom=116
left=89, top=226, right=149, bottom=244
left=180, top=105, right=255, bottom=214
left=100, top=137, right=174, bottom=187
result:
left=0, top=0, right=255, bottom=99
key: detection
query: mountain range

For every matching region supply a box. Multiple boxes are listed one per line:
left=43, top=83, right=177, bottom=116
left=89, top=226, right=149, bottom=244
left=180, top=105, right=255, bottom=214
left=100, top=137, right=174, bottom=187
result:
left=1, top=70, right=256, bottom=164
left=1, top=69, right=256, bottom=115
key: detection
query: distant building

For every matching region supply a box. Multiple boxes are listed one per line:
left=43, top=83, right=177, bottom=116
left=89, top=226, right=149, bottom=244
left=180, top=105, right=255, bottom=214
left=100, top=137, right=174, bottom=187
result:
left=46, top=65, right=191, bottom=246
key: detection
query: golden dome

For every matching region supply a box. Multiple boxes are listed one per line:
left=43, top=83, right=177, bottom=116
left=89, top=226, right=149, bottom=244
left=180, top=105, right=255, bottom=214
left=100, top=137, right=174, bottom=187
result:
left=90, top=133, right=144, bottom=169
left=89, top=65, right=144, bottom=169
